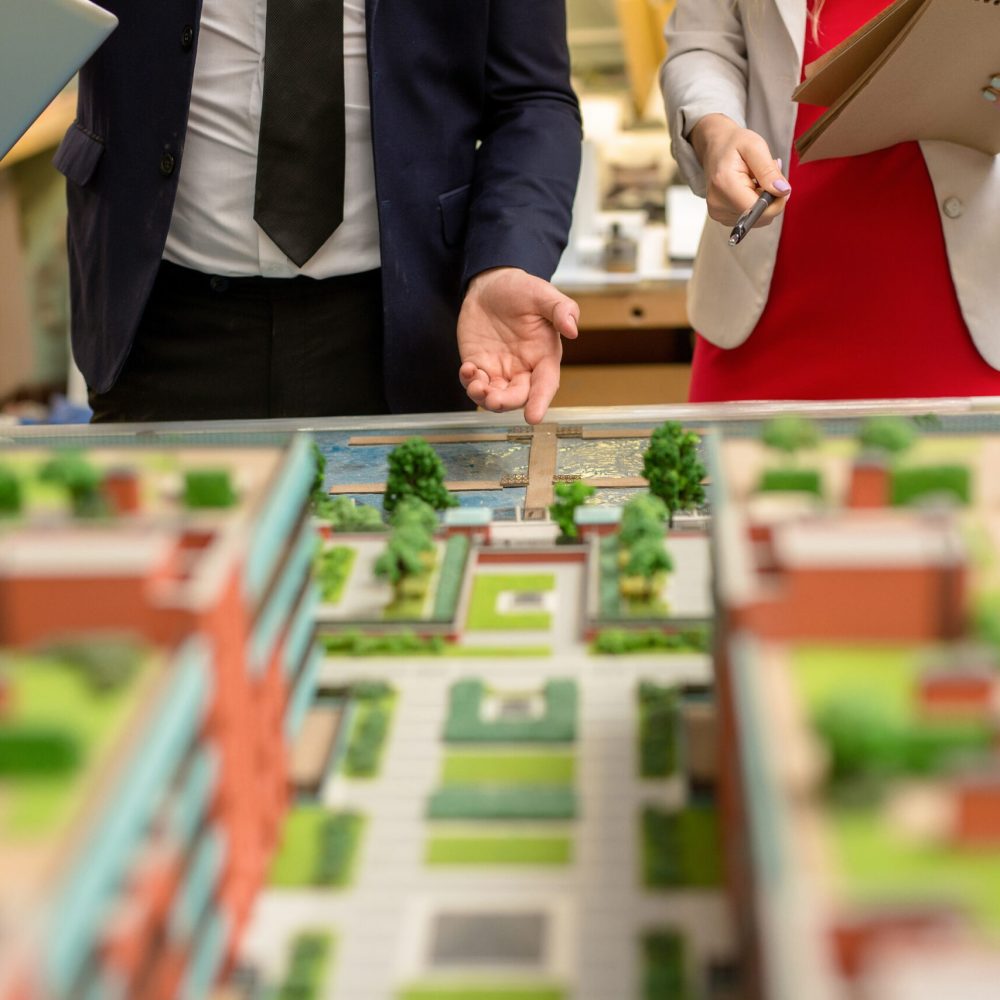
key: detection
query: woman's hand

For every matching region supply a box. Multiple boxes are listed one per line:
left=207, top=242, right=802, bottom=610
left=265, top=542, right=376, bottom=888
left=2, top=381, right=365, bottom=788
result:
left=690, top=114, right=791, bottom=228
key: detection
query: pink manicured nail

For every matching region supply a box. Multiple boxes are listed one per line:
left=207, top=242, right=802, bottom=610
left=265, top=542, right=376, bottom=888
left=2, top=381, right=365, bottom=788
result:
left=774, top=179, right=792, bottom=194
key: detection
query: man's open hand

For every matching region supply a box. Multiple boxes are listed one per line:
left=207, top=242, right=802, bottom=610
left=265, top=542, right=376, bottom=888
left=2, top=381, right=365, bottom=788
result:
left=457, top=267, right=580, bottom=425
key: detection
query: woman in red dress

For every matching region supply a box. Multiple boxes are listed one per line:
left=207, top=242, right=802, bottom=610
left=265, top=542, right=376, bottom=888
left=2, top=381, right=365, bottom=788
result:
left=662, top=0, right=1000, bottom=402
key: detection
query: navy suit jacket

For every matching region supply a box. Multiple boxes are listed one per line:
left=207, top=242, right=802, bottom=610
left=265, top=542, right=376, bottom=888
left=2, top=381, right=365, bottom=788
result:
left=56, top=0, right=581, bottom=413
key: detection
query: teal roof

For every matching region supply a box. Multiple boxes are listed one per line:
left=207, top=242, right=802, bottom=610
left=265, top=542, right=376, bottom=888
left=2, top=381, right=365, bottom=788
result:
left=444, top=507, right=492, bottom=526
left=574, top=506, right=622, bottom=525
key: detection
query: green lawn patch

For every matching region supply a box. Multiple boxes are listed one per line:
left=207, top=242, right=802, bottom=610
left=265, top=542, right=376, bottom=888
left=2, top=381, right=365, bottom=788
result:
left=343, top=683, right=396, bottom=778
left=443, top=679, right=577, bottom=743
left=891, top=464, right=971, bottom=506
left=428, top=786, right=576, bottom=820
left=466, top=574, right=555, bottom=631
left=2, top=648, right=149, bottom=838
left=315, top=545, right=356, bottom=604
left=830, top=809, right=1000, bottom=933
left=426, top=834, right=572, bottom=866
left=400, top=986, right=564, bottom=1000
left=793, top=646, right=922, bottom=724
left=276, top=932, right=334, bottom=1000
left=642, top=804, right=722, bottom=888
left=443, top=645, right=553, bottom=658
left=638, top=682, right=679, bottom=779
left=442, top=751, right=575, bottom=785
left=269, top=808, right=365, bottom=888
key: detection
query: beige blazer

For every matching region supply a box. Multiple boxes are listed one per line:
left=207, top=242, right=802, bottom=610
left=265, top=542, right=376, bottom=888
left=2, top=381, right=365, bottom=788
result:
left=661, top=0, right=1000, bottom=367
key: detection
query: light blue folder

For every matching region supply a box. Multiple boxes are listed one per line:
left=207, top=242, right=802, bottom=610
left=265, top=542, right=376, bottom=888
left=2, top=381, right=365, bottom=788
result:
left=0, top=0, right=117, bottom=159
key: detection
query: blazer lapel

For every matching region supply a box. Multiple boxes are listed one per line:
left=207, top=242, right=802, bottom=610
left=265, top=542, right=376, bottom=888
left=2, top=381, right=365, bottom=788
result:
left=772, top=0, right=806, bottom=63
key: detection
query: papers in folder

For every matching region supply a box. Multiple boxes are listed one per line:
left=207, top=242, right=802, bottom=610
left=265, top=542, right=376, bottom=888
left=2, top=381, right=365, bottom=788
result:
left=0, top=0, right=118, bottom=160
left=793, top=0, right=1000, bottom=163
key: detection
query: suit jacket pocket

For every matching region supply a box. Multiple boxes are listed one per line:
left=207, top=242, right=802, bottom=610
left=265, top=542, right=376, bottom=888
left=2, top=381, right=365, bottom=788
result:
left=438, top=183, right=472, bottom=248
left=53, top=122, right=105, bottom=187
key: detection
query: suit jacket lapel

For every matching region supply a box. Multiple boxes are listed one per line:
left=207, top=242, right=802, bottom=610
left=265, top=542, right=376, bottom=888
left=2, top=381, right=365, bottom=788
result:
left=772, top=0, right=806, bottom=63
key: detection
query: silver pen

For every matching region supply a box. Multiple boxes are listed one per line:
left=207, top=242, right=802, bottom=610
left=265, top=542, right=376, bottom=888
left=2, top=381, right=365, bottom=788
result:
left=729, top=191, right=776, bottom=247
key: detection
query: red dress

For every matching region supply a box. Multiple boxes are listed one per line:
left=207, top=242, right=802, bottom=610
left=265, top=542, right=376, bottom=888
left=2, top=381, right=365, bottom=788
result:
left=688, top=0, right=998, bottom=402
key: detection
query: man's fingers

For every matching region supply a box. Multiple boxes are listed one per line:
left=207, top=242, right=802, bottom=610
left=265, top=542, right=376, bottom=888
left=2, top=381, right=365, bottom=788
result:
left=458, top=361, right=479, bottom=389
left=523, top=355, right=560, bottom=425
left=550, top=297, right=580, bottom=340
left=481, top=373, right=530, bottom=414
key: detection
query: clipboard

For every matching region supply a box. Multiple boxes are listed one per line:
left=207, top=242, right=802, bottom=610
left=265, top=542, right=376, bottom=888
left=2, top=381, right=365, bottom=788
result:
left=0, top=0, right=118, bottom=160
left=793, top=0, right=1000, bottom=163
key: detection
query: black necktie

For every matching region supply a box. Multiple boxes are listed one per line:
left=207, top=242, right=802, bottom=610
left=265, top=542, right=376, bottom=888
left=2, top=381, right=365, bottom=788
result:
left=254, top=0, right=346, bottom=267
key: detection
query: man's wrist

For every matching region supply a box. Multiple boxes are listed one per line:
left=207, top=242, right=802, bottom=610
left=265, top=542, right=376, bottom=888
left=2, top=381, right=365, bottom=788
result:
left=465, top=266, right=523, bottom=300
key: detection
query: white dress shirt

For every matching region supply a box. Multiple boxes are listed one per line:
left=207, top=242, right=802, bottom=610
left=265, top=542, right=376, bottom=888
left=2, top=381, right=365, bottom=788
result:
left=164, top=0, right=380, bottom=279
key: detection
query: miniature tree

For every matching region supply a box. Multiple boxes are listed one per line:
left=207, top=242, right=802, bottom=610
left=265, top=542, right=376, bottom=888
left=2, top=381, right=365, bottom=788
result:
left=619, top=535, right=674, bottom=602
left=311, top=441, right=327, bottom=501
left=383, top=437, right=457, bottom=515
left=374, top=530, right=430, bottom=601
left=183, top=469, right=237, bottom=509
left=761, top=416, right=821, bottom=463
left=38, top=452, right=104, bottom=517
left=857, top=416, right=916, bottom=460
left=618, top=493, right=667, bottom=549
left=319, top=496, right=384, bottom=531
left=0, top=465, right=22, bottom=517
left=549, top=480, right=595, bottom=542
left=642, top=422, right=706, bottom=528
left=390, top=496, right=439, bottom=535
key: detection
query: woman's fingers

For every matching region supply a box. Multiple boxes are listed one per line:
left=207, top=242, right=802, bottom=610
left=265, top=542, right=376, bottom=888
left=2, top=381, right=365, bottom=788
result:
left=704, top=128, right=792, bottom=227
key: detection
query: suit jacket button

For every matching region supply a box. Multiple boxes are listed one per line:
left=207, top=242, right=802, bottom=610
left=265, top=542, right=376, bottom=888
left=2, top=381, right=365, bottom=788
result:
left=942, top=196, right=964, bottom=219
left=160, top=152, right=176, bottom=176
left=181, top=25, right=195, bottom=50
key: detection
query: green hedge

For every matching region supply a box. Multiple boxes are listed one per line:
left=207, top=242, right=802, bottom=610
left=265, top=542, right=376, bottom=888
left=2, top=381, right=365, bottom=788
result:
left=0, top=466, right=22, bottom=516
left=315, top=546, right=356, bottom=603
left=322, top=631, right=446, bottom=656
left=343, top=701, right=393, bottom=778
left=0, top=725, right=82, bottom=776
left=890, top=465, right=971, bottom=506
left=432, top=534, right=470, bottom=620
left=183, top=469, right=236, bottom=508
left=277, top=932, right=333, bottom=1000
left=314, top=813, right=365, bottom=886
left=638, top=682, right=679, bottom=778
left=593, top=628, right=709, bottom=655
left=643, top=931, right=689, bottom=1000
left=598, top=538, right=622, bottom=618
left=642, top=804, right=722, bottom=888
left=757, top=468, right=823, bottom=496
left=443, top=679, right=577, bottom=743
left=427, top=785, right=577, bottom=820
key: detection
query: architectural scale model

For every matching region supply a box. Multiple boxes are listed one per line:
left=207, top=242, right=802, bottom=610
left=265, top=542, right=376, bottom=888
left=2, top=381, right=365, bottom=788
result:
left=7, top=401, right=998, bottom=999
left=0, top=437, right=320, bottom=1000
left=710, top=417, right=1000, bottom=1000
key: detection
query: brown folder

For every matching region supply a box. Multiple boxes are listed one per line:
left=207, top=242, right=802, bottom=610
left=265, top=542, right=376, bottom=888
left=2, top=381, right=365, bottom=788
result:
left=793, top=0, right=1000, bottom=164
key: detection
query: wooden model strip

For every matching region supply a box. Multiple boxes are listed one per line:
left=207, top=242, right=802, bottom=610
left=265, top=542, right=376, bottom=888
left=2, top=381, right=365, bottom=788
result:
left=581, top=428, right=654, bottom=440
left=580, top=476, right=648, bottom=488
left=525, top=423, right=559, bottom=511
left=346, top=433, right=509, bottom=446
left=328, top=480, right=502, bottom=495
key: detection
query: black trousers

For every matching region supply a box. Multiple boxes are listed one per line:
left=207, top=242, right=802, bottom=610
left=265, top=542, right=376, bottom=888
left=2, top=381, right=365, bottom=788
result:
left=89, top=261, right=388, bottom=422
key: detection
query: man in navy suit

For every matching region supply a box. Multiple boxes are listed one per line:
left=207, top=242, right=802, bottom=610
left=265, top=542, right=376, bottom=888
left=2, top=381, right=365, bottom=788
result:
left=57, top=0, right=581, bottom=423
